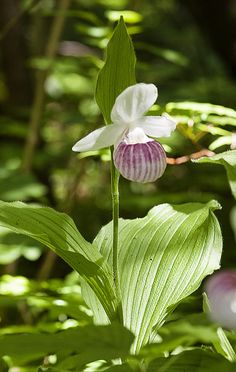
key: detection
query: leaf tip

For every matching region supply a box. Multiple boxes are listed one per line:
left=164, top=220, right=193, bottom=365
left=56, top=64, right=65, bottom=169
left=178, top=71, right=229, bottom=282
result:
left=207, top=199, right=222, bottom=211
left=117, top=14, right=129, bottom=34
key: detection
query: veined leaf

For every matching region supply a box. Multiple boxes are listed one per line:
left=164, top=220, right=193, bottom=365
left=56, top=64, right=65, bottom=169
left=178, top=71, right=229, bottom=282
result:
left=166, top=101, right=236, bottom=119
left=194, top=150, right=236, bottom=199
left=0, top=323, right=134, bottom=366
left=147, top=349, right=236, bottom=372
left=214, top=328, right=236, bottom=362
left=209, top=136, right=233, bottom=151
left=0, top=201, right=116, bottom=320
left=95, top=16, right=136, bottom=123
left=140, top=313, right=236, bottom=362
left=83, top=201, right=222, bottom=352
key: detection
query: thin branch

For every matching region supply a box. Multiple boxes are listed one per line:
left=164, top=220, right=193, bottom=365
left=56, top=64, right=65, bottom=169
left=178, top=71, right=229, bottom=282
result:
left=0, top=0, right=40, bottom=41
left=166, top=149, right=215, bottom=165
left=22, top=0, right=71, bottom=172
left=37, top=250, right=57, bottom=280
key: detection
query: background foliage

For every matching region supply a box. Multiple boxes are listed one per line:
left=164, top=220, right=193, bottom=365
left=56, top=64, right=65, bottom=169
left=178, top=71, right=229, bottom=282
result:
left=0, top=0, right=236, bottom=370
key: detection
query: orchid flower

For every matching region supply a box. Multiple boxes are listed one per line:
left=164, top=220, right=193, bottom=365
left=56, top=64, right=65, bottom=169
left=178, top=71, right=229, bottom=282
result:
left=72, top=83, right=176, bottom=183
left=205, top=270, right=236, bottom=329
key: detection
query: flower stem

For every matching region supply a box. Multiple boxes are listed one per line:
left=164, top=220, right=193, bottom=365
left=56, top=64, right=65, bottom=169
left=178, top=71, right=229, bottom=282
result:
left=110, top=147, right=122, bottom=322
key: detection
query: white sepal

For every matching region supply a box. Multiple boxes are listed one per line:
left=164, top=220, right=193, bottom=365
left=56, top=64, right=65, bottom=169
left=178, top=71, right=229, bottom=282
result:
left=136, top=114, right=176, bottom=138
left=72, top=123, right=126, bottom=152
left=111, top=83, right=158, bottom=124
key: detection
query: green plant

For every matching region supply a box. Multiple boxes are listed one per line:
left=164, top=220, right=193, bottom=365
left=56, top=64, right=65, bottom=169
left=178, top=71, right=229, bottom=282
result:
left=0, top=17, right=236, bottom=372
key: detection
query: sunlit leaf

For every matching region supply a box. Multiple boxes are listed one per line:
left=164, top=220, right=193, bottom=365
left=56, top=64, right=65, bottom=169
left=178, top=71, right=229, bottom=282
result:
left=105, top=10, right=143, bottom=23
left=197, top=124, right=230, bottom=136
left=83, top=201, right=222, bottom=352
left=166, top=102, right=236, bottom=119
left=95, top=17, right=136, bottom=123
left=207, top=115, right=236, bottom=127
left=0, top=275, right=31, bottom=296
left=75, top=24, right=109, bottom=38
left=209, top=136, right=233, bottom=151
left=214, top=328, right=236, bottom=362
left=0, top=201, right=116, bottom=320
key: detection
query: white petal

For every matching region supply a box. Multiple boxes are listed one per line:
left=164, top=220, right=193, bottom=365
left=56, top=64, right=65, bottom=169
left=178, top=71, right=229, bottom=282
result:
left=137, top=114, right=176, bottom=138
left=72, top=124, right=126, bottom=152
left=111, top=83, right=158, bottom=124
left=123, top=127, right=151, bottom=144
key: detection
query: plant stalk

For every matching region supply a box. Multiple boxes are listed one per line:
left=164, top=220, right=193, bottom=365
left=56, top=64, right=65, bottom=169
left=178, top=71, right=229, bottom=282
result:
left=110, top=147, right=122, bottom=321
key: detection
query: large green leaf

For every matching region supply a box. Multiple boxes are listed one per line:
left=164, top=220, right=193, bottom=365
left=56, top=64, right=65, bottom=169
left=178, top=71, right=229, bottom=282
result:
left=82, top=201, right=222, bottom=352
left=194, top=150, right=236, bottom=198
left=147, top=349, right=236, bottom=372
left=140, top=313, right=236, bottom=362
left=0, top=201, right=116, bottom=320
left=0, top=323, right=134, bottom=367
left=95, top=17, right=136, bottom=123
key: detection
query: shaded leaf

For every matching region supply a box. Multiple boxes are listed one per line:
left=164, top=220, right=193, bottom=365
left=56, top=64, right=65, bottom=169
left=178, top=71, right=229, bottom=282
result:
left=147, top=349, right=236, bottom=372
left=0, top=323, right=134, bottom=366
left=0, top=172, right=46, bottom=201
left=140, top=313, right=218, bottom=360
left=140, top=313, right=236, bottom=362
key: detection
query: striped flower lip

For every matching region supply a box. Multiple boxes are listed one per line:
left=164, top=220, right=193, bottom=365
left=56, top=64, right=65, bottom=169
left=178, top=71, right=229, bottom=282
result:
left=72, top=83, right=176, bottom=182
left=114, top=136, right=166, bottom=183
left=205, top=270, right=236, bottom=329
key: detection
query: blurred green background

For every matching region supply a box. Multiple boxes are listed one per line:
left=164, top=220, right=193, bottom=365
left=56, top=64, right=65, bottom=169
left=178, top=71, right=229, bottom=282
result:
left=0, top=0, right=236, bottom=333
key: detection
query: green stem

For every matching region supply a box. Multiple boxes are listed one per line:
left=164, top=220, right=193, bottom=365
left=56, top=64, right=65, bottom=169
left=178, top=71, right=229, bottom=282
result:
left=110, top=147, right=122, bottom=321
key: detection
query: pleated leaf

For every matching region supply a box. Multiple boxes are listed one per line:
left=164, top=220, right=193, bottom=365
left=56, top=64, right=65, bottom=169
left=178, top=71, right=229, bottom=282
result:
left=194, top=150, right=236, bottom=199
left=147, top=349, right=236, bottom=372
left=0, top=201, right=116, bottom=320
left=95, top=16, right=136, bottom=124
left=82, top=201, right=222, bottom=352
left=140, top=314, right=236, bottom=362
left=0, top=323, right=134, bottom=367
